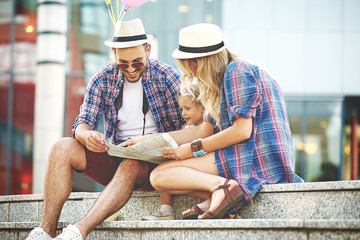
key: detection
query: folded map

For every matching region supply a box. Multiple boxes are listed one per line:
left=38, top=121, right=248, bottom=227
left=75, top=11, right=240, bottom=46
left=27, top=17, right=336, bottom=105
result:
left=105, top=133, right=178, bottom=164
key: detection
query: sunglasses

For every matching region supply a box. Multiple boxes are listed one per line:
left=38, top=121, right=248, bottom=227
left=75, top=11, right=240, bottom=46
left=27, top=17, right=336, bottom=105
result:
left=117, top=61, right=145, bottom=70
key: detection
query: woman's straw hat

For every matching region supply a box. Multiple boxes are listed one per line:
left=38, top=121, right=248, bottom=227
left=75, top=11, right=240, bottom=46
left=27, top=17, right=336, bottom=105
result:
left=172, top=23, right=226, bottom=59
left=104, top=18, right=153, bottom=48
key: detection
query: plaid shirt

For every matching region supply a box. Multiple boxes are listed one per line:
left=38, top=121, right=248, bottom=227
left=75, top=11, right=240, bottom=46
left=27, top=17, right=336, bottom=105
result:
left=72, top=58, right=184, bottom=143
left=206, top=59, right=303, bottom=206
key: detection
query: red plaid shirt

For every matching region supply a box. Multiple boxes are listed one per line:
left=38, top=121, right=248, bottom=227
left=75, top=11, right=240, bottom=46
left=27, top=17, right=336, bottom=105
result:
left=72, top=58, right=184, bottom=143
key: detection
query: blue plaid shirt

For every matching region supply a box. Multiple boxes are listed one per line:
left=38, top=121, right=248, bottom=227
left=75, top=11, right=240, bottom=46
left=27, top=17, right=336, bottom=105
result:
left=72, top=58, right=184, bottom=143
left=206, top=59, right=303, bottom=209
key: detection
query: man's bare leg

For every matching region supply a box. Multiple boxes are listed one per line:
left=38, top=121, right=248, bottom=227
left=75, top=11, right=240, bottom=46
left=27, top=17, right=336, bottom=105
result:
left=74, top=159, right=150, bottom=239
left=39, top=137, right=87, bottom=238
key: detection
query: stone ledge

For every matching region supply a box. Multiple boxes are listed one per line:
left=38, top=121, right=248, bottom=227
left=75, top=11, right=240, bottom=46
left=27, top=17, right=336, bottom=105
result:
left=1, top=180, right=358, bottom=203
left=1, top=219, right=359, bottom=230
left=2, top=220, right=359, bottom=240
left=260, top=180, right=360, bottom=192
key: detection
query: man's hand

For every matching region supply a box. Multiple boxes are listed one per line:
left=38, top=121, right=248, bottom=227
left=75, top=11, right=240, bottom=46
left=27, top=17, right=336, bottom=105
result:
left=162, top=143, right=193, bottom=160
left=75, top=123, right=108, bottom=152
left=84, top=131, right=108, bottom=152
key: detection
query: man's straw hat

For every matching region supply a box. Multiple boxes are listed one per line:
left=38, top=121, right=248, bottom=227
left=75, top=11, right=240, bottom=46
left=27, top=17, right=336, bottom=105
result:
left=104, top=18, right=153, bottom=48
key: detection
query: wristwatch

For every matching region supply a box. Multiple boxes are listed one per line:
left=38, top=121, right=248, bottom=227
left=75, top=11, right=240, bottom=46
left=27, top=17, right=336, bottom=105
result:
left=191, top=139, right=203, bottom=152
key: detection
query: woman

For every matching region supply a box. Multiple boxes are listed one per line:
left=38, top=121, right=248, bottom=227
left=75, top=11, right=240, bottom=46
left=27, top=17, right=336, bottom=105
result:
left=133, top=23, right=303, bottom=219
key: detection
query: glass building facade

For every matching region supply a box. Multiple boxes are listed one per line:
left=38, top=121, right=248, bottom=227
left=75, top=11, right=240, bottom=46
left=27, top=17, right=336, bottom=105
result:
left=1, top=0, right=359, bottom=195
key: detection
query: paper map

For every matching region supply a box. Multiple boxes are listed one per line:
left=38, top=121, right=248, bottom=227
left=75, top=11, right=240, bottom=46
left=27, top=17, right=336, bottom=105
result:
left=105, top=133, right=178, bottom=164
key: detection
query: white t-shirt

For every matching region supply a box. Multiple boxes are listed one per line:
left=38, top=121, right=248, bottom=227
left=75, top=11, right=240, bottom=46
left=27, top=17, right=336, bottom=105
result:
left=116, top=78, right=157, bottom=141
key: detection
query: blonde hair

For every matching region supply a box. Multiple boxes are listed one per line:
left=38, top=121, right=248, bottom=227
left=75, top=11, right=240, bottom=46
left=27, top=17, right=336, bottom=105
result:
left=178, top=79, right=202, bottom=105
left=176, top=49, right=238, bottom=126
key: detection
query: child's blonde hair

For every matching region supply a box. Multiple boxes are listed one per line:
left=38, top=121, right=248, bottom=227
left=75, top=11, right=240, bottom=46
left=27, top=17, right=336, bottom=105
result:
left=178, top=78, right=202, bottom=106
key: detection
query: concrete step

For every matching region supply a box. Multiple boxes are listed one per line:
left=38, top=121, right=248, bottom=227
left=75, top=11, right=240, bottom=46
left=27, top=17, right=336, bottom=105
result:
left=1, top=219, right=359, bottom=240
left=0, top=181, right=359, bottom=223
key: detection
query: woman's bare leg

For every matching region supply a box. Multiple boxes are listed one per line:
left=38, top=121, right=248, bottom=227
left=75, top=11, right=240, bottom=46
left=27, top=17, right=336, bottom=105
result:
left=150, top=153, right=240, bottom=218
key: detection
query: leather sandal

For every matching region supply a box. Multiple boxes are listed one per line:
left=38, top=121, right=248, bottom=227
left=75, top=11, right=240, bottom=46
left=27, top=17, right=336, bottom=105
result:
left=200, top=179, right=244, bottom=219
left=181, top=204, right=204, bottom=219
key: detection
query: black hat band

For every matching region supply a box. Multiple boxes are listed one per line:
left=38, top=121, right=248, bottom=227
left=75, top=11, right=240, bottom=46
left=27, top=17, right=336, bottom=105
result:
left=113, top=34, right=147, bottom=42
left=178, top=41, right=224, bottom=53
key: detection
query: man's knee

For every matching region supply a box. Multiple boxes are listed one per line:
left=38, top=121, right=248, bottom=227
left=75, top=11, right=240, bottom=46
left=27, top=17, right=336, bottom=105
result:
left=118, top=159, right=145, bottom=174
left=49, top=137, right=86, bottom=170
left=118, top=159, right=150, bottom=183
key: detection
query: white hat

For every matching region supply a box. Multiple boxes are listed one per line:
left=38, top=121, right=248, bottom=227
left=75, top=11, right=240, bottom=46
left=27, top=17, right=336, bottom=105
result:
left=172, top=23, right=226, bottom=59
left=104, top=18, right=153, bottom=48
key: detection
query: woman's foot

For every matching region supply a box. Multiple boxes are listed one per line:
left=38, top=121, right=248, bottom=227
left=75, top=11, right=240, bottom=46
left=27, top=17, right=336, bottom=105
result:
left=198, top=179, right=244, bottom=219
left=182, top=198, right=211, bottom=219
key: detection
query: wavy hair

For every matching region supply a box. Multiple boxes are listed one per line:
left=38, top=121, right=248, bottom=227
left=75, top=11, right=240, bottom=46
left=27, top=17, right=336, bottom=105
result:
left=176, top=49, right=238, bottom=125
left=178, top=78, right=202, bottom=105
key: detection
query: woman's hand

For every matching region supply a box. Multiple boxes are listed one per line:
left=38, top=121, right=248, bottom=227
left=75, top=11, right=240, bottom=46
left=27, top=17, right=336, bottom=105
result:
left=162, top=143, right=193, bottom=160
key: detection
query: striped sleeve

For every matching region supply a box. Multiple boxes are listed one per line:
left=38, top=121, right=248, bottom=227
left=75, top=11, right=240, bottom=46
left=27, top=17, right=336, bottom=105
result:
left=224, top=61, right=261, bottom=122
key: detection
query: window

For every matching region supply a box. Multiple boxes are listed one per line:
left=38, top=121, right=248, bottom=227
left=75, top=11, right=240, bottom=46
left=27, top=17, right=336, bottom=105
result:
left=287, top=98, right=343, bottom=182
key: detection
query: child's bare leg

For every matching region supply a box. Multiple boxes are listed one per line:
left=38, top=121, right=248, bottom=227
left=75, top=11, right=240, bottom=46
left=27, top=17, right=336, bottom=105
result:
left=159, top=191, right=173, bottom=216
left=142, top=191, right=174, bottom=220
left=160, top=191, right=172, bottom=205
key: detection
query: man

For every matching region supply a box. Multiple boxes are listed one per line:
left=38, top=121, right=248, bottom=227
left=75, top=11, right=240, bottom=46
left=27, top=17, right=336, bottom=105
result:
left=26, top=19, right=183, bottom=240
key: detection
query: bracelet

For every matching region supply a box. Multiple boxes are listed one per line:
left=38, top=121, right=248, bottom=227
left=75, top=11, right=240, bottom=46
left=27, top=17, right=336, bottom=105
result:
left=193, top=149, right=208, bottom=157
left=191, top=138, right=208, bottom=157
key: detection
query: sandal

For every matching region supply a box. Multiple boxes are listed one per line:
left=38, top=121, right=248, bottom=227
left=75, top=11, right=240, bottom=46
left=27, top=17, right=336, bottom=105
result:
left=181, top=204, right=204, bottom=219
left=200, top=179, right=244, bottom=219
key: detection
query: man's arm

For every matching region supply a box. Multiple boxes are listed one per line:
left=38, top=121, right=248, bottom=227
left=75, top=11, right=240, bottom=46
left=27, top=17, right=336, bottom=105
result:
left=75, top=123, right=108, bottom=152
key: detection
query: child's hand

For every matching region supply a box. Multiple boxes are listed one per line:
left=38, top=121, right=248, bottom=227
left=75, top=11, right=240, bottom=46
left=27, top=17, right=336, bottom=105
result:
left=162, top=143, right=193, bottom=160
left=119, top=134, right=157, bottom=147
left=119, top=138, right=137, bottom=147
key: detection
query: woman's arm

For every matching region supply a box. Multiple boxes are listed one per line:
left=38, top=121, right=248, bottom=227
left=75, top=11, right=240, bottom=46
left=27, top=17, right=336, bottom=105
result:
left=162, top=117, right=252, bottom=160
left=201, top=117, right=252, bottom=153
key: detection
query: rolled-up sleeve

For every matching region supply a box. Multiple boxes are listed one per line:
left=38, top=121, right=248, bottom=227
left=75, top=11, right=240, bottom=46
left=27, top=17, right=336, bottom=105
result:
left=72, top=76, right=104, bottom=137
left=224, top=62, right=261, bottom=122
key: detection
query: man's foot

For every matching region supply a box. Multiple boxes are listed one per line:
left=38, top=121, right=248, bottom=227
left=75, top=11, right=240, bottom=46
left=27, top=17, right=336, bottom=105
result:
left=54, top=225, right=83, bottom=240
left=142, top=211, right=175, bottom=220
left=26, top=227, right=52, bottom=240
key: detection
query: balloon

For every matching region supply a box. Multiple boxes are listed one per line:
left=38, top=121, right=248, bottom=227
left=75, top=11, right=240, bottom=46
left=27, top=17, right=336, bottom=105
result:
left=121, top=0, right=149, bottom=9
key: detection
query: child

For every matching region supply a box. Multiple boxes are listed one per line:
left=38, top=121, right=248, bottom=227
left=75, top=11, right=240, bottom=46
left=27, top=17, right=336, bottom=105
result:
left=142, top=80, right=205, bottom=220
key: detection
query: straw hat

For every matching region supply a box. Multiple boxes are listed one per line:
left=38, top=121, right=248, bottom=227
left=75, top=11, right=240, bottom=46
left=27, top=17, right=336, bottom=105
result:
left=172, top=23, right=226, bottom=59
left=104, top=18, right=153, bottom=48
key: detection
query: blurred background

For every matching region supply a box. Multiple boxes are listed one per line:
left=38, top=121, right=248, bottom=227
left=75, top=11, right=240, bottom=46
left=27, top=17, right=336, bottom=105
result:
left=0, top=0, right=359, bottom=195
